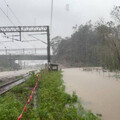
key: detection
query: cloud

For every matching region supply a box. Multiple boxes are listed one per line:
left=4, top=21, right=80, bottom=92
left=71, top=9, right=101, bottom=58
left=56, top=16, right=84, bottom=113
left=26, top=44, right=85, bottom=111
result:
left=0, top=0, right=120, bottom=49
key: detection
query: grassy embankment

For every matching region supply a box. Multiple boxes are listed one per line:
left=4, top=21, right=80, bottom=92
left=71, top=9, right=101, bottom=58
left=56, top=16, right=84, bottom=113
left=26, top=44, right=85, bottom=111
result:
left=0, top=70, right=101, bottom=120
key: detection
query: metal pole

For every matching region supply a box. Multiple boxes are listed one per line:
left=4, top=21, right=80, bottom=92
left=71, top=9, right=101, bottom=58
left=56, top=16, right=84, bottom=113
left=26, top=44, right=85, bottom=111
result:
left=19, top=26, right=21, bottom=41
left=9, top=54, right=12, bottom=70
left=50, top=0, right=54, bottom=34
left=23, top=48, right=24, bottom=55
left=5, top=47, right=7, bottom=55
left=35, top=48, right=36, bottom=54
left=5, top=48, right=7, bottom=55
left=47, top=26, right=51, bottom=64
left=12, top=35, right=14, bottom=42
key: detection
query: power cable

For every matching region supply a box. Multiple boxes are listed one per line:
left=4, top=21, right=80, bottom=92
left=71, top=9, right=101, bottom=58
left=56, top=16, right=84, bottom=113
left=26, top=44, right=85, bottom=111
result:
left=28, top=33, right=47, bottom=36
left=3, top=0, right=28, bottom=41
left=3, top=0, right=22, bottom=25
left=1, top=0, right=46, bottom=52
left=0, top=7, right=15, bottom=25
left=4, top=35, right=20, bottom=41
left=29, top=35, right=47, bottom=45
left=3, top=0, right=34, bottom=49
left=22, top=40, right=45, bottom=42
left=3, top=0, right=26, bottom=41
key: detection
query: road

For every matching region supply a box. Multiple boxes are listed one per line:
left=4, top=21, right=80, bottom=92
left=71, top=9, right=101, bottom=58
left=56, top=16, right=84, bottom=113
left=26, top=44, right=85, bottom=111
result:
left=63, top=68, right=120, bottom=120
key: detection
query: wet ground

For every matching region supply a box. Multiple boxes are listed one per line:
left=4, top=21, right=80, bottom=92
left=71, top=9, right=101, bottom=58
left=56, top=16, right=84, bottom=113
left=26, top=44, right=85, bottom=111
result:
left=0, top=77, right=26, bottom=95
left=63, top=68, right=120, bottom=120
left=0, top=69, right=37, bottom=85
left=0, top=69, right=37, bottom=94
left=0, top=69, right=35, bottom=79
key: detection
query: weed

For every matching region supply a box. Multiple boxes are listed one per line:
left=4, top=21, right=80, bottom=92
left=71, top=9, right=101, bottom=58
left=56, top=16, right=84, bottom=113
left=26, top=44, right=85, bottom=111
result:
left=0, top=70, right=101, bottom=120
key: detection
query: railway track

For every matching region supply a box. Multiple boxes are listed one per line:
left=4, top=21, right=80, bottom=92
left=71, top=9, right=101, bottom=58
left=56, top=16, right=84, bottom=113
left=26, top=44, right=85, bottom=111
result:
left=0, top=74, right=29, bottom=95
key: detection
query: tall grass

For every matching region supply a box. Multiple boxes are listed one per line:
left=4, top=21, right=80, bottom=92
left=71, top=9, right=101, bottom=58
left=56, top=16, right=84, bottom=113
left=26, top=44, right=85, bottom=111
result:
left=0, top=70, right=101, bottom=120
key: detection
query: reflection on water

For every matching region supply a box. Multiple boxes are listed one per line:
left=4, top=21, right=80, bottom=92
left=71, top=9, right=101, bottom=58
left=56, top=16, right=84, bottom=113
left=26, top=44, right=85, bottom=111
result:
left=63, top=68, right=120, bottom=120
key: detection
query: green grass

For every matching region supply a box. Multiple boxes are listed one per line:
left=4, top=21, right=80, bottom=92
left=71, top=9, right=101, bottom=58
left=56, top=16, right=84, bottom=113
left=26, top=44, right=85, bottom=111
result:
left=0, top=81, right=2, bottom=85
left=15, top=75, right=24, bottom=80
left=0, top=70, right=101, bottom=120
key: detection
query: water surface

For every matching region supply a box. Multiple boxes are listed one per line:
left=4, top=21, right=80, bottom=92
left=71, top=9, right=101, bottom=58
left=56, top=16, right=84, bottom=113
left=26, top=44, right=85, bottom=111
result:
left=63, top=68, right=120, bottom=120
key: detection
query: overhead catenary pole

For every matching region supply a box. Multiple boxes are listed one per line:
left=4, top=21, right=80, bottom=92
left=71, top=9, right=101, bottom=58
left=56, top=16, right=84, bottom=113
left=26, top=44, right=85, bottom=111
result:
left=50, top=0, right=54, bottom=34
left=47, top=26, right=51, bottom=64
left=19, top=26, right=21, bottom=41
left=0, top=26, right=50, bottom=63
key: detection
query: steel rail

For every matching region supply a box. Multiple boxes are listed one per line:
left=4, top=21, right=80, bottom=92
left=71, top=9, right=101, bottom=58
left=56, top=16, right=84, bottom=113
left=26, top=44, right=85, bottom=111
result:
left=0, top=74, right=29, bottom=95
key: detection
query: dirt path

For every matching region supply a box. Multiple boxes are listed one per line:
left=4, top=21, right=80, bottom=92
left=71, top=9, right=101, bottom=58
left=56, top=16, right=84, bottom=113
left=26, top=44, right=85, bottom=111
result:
left=63, top=68, right=120, bottom=120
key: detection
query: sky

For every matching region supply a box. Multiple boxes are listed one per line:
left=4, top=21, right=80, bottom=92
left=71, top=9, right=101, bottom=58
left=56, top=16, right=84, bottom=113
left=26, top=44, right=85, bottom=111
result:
left=0, top=0, right=120, bottom=50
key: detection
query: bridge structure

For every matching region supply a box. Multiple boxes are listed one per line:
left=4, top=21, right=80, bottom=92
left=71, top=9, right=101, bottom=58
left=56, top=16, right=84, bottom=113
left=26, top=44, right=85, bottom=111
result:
left=0, top=47, right=47, bottom=54
left=0, top=55, right=48, bottom=60
left=0, top=26, right=51, bottom=63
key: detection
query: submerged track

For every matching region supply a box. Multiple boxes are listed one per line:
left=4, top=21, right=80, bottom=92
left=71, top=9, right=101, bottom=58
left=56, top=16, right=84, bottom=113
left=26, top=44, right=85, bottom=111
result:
left=0, top=74, right=29, bottom=95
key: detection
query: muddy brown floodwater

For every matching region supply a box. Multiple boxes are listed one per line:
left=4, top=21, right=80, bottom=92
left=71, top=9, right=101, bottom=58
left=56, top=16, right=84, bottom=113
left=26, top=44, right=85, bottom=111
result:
left=63, top=68, right=120, bottom=120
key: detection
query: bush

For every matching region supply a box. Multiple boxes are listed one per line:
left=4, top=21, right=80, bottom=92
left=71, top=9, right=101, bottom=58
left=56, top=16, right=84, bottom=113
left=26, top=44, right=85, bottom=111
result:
left=0, top=70, right=101, bottom=120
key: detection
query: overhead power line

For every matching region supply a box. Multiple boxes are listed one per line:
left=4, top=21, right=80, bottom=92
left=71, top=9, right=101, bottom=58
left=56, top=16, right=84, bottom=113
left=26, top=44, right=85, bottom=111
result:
left=3, top=0, right=31, bottom=47
left=3, top=0, right=22, bottom=25
left=3, top=0, right=28, bottom=42
left=3, top=35, right=20, bottom=41
left=29, top=35, right=47, bottom=45
left=0, top=7, right=15, bottom=25
left=28, top=33, right=47, bottom=36
left=3, top=0, right=39, bottom=49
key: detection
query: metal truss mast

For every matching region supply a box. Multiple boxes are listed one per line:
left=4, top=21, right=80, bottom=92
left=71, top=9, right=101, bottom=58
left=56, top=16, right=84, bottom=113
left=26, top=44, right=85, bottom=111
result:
left=0, top=26, right=51, bottom=63
left=0, top=26, right=48, bottom=33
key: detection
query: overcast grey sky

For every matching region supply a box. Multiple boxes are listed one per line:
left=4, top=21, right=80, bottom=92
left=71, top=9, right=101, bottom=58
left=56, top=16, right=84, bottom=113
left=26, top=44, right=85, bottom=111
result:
left=0, top=0, right=120, bottom=49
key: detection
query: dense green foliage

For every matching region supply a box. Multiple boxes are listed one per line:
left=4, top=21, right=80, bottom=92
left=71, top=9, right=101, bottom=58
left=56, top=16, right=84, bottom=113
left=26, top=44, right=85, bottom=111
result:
left=0, top=71, right=101, bottom=120
left=52, top=24, right=101, bottom=67
left=0, top=56, right=20, bottom=70
left=51, top=6, right=120, bottom=71
left=0, top=71, right=38, bottom=120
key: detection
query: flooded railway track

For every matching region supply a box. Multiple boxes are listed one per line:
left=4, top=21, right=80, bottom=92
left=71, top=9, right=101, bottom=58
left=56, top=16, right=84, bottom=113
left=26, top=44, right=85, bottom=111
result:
left=0, top=74, right=29, bottom=95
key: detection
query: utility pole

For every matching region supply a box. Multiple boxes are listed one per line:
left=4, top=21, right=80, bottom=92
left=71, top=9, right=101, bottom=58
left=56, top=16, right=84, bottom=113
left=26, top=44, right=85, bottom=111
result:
left=9, top=54, right=12, bottom=70
left=23, top=48, right=25, bottom=55
left=50, top=0, right=54, bottom=31
left=19, top=26, right=21, bottom=41
left=35, top=48, right=36, bottom=54
left=47, top=26, right=51, bottom=64
left=5, top=47, right=7, bottom=55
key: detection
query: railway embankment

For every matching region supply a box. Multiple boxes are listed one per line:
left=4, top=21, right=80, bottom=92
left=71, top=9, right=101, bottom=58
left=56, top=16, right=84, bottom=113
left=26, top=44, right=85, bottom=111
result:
left=0, top=70, right=101, bottom=120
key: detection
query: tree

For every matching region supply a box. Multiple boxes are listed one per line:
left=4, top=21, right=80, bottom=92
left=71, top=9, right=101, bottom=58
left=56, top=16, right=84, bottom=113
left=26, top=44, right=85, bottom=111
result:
left=111, top=6, right=120, bottom=24
left=51, top=36, right=63, bottom=55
